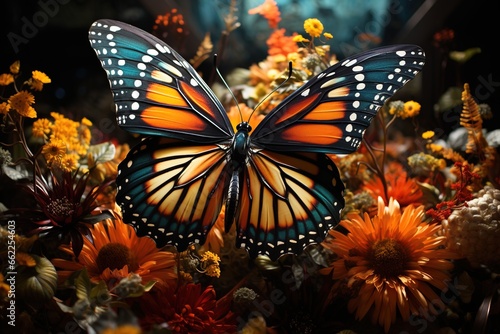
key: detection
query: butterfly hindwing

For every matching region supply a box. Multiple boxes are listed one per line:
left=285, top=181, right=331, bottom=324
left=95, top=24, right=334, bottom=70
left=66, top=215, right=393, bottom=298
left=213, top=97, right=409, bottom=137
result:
left=89, top=19, right=233, bottom=142
left=251, top=44, right=425, bottom=154
left=116, top=137, right=230, bottom=250
left=238, top=150, right=344, bottom=259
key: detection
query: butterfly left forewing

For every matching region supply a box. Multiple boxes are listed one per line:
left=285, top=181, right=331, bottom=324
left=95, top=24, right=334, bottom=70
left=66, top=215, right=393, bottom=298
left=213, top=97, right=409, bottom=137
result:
left=89, top=19, right=233, bottom=143
left=237, top=149, right=344, bottom=260
left=251, top=44, right=425, bottom=154
left=116, top=137, right=230, bottom=250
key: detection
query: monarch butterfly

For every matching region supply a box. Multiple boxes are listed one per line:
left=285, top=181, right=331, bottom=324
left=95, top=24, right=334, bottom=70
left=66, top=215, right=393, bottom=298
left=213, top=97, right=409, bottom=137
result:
left=88, top=19, right=425, bottom=261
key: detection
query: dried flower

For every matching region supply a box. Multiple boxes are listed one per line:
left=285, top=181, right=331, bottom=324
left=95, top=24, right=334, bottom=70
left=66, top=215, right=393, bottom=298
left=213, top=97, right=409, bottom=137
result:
left=248, top=0, right=281, bottom=29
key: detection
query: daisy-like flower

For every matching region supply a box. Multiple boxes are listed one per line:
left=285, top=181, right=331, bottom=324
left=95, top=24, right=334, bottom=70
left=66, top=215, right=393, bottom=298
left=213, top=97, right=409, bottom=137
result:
left=0, top=102, right=11, bottom=115
left=32, top=118, right=53, bottom=138
left=0, top=73, right=14, bottom=86
left=29, top=70, right=51, bottom=91
left=139, top=283, right=237, bottom=333
left=363, top=162, right=423, bottom=208
left=8, top=90, right=36, bottom=118
left=321, top=197, right=458, bottom=333
left=52, top=216, right=177, bottom=287
left=41, top=139, right=67, bottom=165
left=303, top=18, right=324, bottom=38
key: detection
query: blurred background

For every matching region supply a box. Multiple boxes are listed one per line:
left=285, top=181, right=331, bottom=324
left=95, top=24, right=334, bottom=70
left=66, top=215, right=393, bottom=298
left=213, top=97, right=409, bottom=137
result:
left=1, top=0, right=498, bottom=143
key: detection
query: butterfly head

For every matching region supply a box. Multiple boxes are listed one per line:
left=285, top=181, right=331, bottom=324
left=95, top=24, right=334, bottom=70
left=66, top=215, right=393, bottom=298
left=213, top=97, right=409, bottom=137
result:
left=236, top=121, right=252, bottom=133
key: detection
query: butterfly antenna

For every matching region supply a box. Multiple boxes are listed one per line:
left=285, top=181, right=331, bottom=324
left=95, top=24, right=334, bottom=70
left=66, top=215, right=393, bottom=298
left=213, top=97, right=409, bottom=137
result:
left=213, top=54, right=244, bottom=123
left=248, top=61, right=293, bottom=121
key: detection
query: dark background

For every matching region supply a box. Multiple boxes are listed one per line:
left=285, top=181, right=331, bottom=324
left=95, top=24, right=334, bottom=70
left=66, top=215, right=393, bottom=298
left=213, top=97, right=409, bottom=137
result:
left=1, top=0, right=499, bottom=144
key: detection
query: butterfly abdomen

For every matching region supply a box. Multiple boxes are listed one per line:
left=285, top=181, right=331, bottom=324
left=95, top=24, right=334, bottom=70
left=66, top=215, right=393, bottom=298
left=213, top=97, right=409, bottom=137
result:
left=225, top=122, right=252, bottom=231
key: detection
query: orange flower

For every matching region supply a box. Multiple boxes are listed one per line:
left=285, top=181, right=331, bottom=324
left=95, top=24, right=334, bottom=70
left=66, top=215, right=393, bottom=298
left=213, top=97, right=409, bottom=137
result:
left=363, top=162, right=423, bottom=207
left=321, top=197, right=458, bottom=333
left=52, top=216, right=177, bottom=287
left=266, top=28, right=298, bottom=56
left=8, top=90, right=36, bottom=118
left=303, top=18, right=324, bottom=38
left=248, top=0, right=281, bottom=29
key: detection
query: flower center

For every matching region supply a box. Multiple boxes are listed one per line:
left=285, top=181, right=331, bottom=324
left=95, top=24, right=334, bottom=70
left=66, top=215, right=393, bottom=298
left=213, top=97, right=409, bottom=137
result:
left=96, top=243, right=138, bottom=272
left=46, top=196, right=75, bottom=218
left=368, top=238, right=410, bottom=278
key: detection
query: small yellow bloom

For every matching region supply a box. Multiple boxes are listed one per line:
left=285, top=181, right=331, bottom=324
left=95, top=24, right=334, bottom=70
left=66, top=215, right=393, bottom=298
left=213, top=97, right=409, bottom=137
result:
left=10, top=61, right=20, bottom=75
left=8, top=90, right=37, bottom=118
left=200, top=251, right=221, bottom=278
left=422, top=130, right=435, bottom=139
left=323, top=32, right=333, bottom=39
left=292, top=34, right=310, bottom=43
left=0, top=102, right=11, bottom=115
left=30, top=70, right=51, bottom=91
left=403, top=100, right=421, bottom=118
left=304, top=18, right=323, bottom=38
left=42, top=140, right=66, bottom=165
left=81, top=117, right=92, bottom=127
left=32, top=118, right=53, bottom=138
left=0, top=73, right=14, bottom=86
left=101, top=324, right=142, bottom=334
left=429, top=143, right=444, bottom=153
left=54, top=153, right=79, bottom=172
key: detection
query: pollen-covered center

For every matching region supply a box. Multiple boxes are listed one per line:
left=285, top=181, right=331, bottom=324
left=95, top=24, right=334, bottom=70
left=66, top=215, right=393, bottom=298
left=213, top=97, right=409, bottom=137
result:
left=96, top=243, right=138, bottom=272
left=46, top=196, right=75, bottom=218
left=368, top=238, right=410, bottom=277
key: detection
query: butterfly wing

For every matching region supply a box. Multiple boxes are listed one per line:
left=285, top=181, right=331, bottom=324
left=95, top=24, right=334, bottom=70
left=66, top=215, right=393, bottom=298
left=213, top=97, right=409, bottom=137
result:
left=251, top=44, right=425, bottom=154
left=116, top=137, right=230, bottom=250
left=88, top=19, right=233, bottom=142
left=237, top=149, right=344, bottom=259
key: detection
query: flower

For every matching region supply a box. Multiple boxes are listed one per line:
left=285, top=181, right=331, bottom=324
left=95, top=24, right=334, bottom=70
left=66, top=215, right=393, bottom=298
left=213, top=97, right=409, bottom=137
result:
left=32, top=118, right=52, bottom=138
left=266, top=28, right=298, bottom=56
left=323, top=32, right=333, bottom=39
left=321, top=197, right=457, bottom=333
left=8, top=90, right=36, bottom=118
left=0, top=102, right=10, bottom=115
left=303, top=18, right=324, bottom=38
left=441, top=185, right=500, bottom=269
left=200, top=251, right=221, bottom=278
left=41, top=139, right=67, bottom=165
left=29, top=70, right=51, bottom=91
left=248, top=0, right=281, bottom=29
left=138, top=283, right=237, bottom=333
left=0, top=73, right=14, bottom=86
left=27, top=170, right=113, bottom=258
left=52, top=216, right=177, bottom=287
left=363, top=162, right=423, bottom=208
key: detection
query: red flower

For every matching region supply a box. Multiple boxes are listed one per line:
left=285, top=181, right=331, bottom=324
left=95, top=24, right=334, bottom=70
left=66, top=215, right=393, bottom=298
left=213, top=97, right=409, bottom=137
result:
left=139, top=283, right=237, bottom=333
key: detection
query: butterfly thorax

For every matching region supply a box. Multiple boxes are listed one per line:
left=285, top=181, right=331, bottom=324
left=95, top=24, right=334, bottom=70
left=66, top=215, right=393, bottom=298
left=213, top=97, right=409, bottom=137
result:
left=229, top=122, right=252, bottom=170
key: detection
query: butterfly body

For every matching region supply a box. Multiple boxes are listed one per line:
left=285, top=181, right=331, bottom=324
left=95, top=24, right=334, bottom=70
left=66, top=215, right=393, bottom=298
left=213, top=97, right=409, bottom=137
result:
left=88, top=19, right=425, bottom=260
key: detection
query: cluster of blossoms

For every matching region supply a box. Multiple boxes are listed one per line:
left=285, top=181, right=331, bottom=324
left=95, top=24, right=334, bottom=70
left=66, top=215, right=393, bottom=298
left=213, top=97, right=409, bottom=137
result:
left=0, top=1, right=499, bottom=333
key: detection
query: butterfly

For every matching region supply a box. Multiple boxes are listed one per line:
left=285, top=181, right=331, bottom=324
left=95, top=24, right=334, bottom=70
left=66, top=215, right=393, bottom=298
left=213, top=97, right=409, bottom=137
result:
left=88, top=19, right=425, bottom=261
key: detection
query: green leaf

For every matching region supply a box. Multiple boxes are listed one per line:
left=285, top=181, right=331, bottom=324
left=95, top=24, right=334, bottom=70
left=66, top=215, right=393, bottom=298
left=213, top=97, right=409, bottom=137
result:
left=74, top=268, right=92, bottom=300
left=90, top=280, right=111, bottom=306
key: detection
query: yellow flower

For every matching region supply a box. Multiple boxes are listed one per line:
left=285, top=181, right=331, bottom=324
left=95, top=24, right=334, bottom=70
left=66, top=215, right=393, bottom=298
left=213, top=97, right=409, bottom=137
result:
left=403, top=100, right=421, bottom=118
left=292, top=34, right=310, bottom=43
left=323, top=32, right=333, bottom=39
left=10, top=61, right=20, bottom=75
left=0, top=73, right=14, bottom=86
left=0, top=102, right=11, bottom=115
left=32, top=118, right=52, bottom=138
left=30, top=70, right=51, bottom=91
left=81, top=117, right=93, bottom=127
left=304, top=18, right=324, bottom=38
left=54, top=153, right=79, bottom=172
left=42, top=140, right=67, bottom=165
left=101, top=325, right=142, bottom=334
left=321, top=197, right=458, bottom=333
left=422, top=130, right=435, bottom=139
left=200, top=251, right=221, bottom=278
left=8, top=90, right=36, bottom=118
